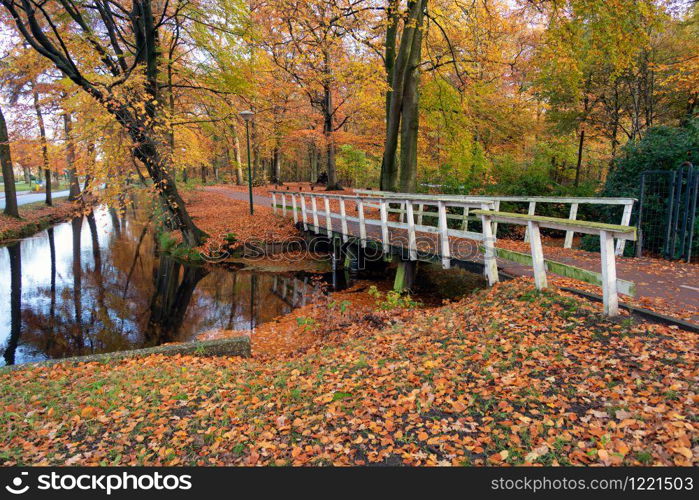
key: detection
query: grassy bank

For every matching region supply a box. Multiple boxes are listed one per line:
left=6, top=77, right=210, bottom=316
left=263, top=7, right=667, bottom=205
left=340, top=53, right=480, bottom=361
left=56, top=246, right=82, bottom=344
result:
left=1, top=278, right=695, bottom=466
left=0, top=198, right=78, bottom=244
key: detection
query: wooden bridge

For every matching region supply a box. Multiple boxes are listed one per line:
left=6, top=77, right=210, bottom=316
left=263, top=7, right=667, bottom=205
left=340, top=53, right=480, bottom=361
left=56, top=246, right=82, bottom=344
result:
left=269, top=189, right=637, bottom=317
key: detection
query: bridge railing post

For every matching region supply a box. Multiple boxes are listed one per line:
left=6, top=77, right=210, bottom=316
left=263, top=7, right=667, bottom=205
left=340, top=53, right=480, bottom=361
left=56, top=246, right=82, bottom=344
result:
left=564, top=203, right=579, bottom=249
left=438, top=201, right=451, bottom=269
left=291, top=194, right=298, bottom=224
left=528, top=221, right=548, bottom=289
left=524, top=201, right=536, bottom=242
left=300, top=194, right=308, bottom=230
left=480, top=204, right=499, bottom=286
left=272, top=193, right=277, bottom=214
left=406, top=200, right=417, bottom=260
left=311, top=195, right=319, bottom=234
left=492, top=200, right=501, bottom=238
left=324, top=197, right=332, bottom=235
left=461, top=206, right=470, bottom=231
left=616, top=201, right=634, bottom=256
left=600, top=230, right=620, bottom=316
left=340, top=198, right=348, bottom=243
left=281, top=193, right=287, bottom=217
left=357, top=198, right=367, bottom=248
left=380, top=199, right=389, bottom=253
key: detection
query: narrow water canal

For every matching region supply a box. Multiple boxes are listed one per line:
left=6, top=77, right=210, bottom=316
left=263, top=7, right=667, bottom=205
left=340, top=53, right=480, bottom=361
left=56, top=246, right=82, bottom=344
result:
left=0, top=204, right=331, bottom=366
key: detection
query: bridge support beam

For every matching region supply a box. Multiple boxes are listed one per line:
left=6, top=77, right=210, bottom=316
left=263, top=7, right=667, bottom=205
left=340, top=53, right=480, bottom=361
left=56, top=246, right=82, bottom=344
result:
left=394, top=261, right=417, bottom=292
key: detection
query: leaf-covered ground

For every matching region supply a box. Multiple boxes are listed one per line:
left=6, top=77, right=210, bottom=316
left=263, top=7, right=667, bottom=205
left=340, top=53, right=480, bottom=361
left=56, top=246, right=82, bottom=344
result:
left=1, top=279, right=696, bottom=466
left=180, top=189, right=299, bottom=257
left=0, top=199, right=83, bottom=244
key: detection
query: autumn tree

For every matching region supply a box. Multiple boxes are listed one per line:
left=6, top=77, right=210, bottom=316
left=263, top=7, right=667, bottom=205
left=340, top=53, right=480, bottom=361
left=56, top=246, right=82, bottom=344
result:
left=255, top=0, right=374, bottom=190
left=531, top=0, right=664, bottom=185
left=0, top=102, right=19, bottom=217
left=381, top=0, right=428, bottom=193
left=0, top=0, right=206, bottom=245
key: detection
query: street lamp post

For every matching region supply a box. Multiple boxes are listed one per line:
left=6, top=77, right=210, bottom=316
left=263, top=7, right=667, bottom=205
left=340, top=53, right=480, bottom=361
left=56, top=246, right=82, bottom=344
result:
left=239, top=110, right=255, bottom=215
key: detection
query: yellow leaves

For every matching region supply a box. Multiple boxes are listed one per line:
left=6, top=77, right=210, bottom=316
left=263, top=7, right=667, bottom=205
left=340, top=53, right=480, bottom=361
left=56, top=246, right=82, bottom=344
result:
left=525, top=445, right=549, bottom=463
left=673, top=447, right=693, bottom=460
left=80, top=406, right=98, bottom=418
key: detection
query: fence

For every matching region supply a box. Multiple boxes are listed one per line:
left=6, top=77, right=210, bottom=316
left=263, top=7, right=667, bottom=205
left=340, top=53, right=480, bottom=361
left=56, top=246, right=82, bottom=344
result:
left=354, top=190, right=636, bottom=256
left=638, top=165, right=698, bottom=262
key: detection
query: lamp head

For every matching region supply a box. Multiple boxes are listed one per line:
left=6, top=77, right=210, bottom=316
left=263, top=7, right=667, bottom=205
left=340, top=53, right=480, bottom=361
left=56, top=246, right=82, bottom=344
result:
left=239, top=110, right=254, bottom=122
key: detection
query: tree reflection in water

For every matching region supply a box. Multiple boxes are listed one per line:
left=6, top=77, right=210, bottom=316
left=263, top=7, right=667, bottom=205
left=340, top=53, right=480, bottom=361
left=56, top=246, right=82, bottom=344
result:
left=0, top=203, right=327, bottom=366
left=3, top=243, right=21, bottom=366
left=146, top=256, right=209, bottom=345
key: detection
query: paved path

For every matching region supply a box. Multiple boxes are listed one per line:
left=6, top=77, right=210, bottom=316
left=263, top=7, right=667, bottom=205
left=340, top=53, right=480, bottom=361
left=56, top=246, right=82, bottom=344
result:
left=0, top=190, right=70, bottom=210
left=207, top=186, right=699, bottom=325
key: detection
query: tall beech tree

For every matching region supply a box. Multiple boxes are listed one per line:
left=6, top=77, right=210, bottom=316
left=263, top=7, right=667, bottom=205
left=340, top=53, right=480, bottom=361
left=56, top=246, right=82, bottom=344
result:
left=0, top=103, right=19, bottom=217
left=258, top=0, right=371, bottom=190
left=0, top=0, right=206, bottom=245
left=62, top=106, right=81, bottom=201
left=30, top=81, right=51, bottom=205
left=381, top=0, right=428, bottom=192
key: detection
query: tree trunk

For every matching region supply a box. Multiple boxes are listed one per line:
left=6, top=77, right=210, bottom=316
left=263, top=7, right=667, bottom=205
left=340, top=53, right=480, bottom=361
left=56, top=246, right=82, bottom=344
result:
left=62, top=109, right=81, bottom=201
left=272, top=145, right=282, bottom=184
left=309, top=142, right=318, bottom=182
left=4, top=243, right=21, bottom=366
left=324, top=90, right=339, bottom=190
left=32, top=86, right=51, bottom=206
left=575, top=127, right=585, bottom=187
left=251, top=119, right=260, bottom=182
left=610, top=83, right=620, bottom=163
left=399, top=1, right=425, bottom=193
left=230, top=124, right=244, bottom=185
left=381, top=0, right=426, bottom=192
left=384, top=0, right=399, bottom=122
left=0, top=104, right=19, bottom=217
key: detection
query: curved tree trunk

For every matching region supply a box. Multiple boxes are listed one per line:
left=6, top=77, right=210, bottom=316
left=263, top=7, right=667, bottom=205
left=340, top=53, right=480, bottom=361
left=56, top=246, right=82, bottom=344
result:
left=2, top=0, right=206, bottom=247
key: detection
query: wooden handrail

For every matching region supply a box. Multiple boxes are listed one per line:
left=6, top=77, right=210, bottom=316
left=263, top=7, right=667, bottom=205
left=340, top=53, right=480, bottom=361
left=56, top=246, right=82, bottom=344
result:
left=267, top=190, right=633, bottom=317
left=354, top=189, right=636, bottom=256
left=471, top=210, right=638, bottom=240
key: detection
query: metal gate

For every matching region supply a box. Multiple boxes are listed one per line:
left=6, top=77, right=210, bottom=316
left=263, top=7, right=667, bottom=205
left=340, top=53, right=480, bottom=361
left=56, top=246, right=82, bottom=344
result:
left=637, top=164, right=698, bottom=262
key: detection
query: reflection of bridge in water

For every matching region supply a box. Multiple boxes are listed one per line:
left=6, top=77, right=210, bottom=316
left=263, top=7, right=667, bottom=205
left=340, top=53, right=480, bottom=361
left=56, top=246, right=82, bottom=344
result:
left=271, top=275, right=315, bottom=309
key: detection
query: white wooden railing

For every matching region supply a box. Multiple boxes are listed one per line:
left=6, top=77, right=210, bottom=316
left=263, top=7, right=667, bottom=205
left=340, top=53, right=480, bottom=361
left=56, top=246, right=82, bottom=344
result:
left=354, top=189, right=636, bottom=256
left=271, top=190, right=498, bottom=282
left=269, top=190, right=637, bottom=316
left=472, top=210, right=637, bottom=316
